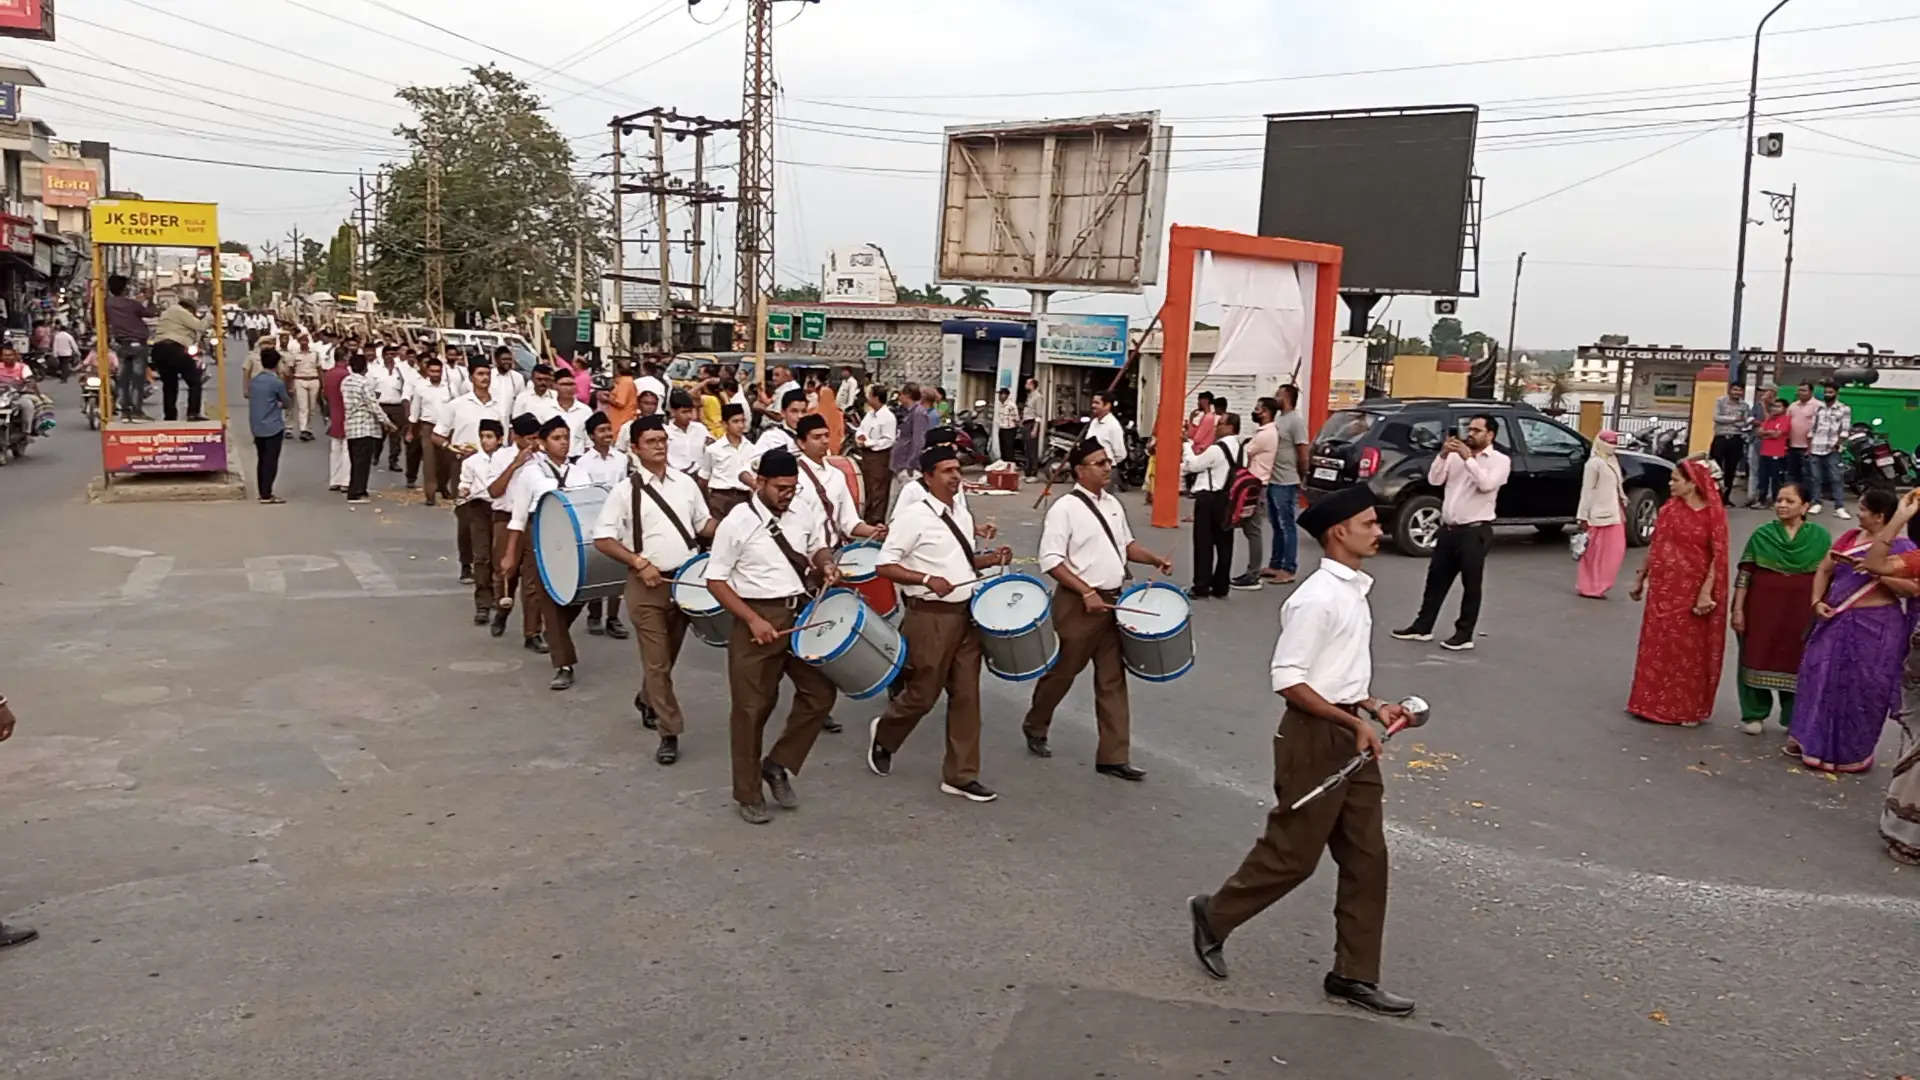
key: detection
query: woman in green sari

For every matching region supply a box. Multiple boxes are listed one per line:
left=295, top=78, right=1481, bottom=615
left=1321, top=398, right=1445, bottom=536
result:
left=1730, top=482, right=1831, bottom=735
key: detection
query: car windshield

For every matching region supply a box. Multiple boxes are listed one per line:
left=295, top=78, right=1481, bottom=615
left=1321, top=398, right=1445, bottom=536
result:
left=664, top=358, right=700, bottom=381
left=1316, top=410, right=1378, bottom=445
left=510, top=342, right=538, bottom=374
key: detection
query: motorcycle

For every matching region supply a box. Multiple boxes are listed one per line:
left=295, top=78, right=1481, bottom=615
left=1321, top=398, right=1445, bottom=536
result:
left=1040, top=417, right=1086, bottom=484
left=0, top=387, right=30, bottom=465
left=954, top=400, right=992, bottom=469
left=1118, top=420, right=1150, bottom=491
left=1843, top=419, right=1916, bottom=494
left=82, top=373, right=101, bottom=430
left=1622, top=424, right=1686, bottom=463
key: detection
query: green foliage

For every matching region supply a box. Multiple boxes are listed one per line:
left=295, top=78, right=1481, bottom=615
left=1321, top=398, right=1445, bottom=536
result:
left=324, top=222, right=356, bottom=295
left=1429, top=316, right=1464, bottom=357
left=770, top=283, right=821, bottom=302
left=956, top=286, right=990, bottom=308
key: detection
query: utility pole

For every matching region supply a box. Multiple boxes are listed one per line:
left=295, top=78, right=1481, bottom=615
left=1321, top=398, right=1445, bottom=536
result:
left=652, top=112, right=674, bottom=357
left=1503, top=251, right=1526, bottom=400
left=351, top=171, right=371, bottom=293
left=424, top=141, right=444, bottom=326
left=690, top=129, right=706, bottom=312
left=611, top=107, right=739, bottom=358
left=610, top=121, right=625, bottom=360
left=1766, top=184, right=1797, bottom=385
left=1727, top=0, right=1795, bottom=385
left=736, top=0, right=781, bottom=318
left=285, top=226, right=304, bottom=293
left=573, top=229, right=585, bottom=314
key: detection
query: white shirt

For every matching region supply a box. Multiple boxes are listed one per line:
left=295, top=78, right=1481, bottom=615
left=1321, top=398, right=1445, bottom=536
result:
left=1087, top=412, right=1127, bottom=465
left=855, top=406, right=896, bottom=452
left=52, top=329, right=77, bottom=358
left=706, top=496, right=827, bottom=599
left=505, top=454, right=570, bottom=532
left=408, top=378, right=455, bottom=426
left=1269, top=559, right=1373, bottom=704
left=667, top=420, right=711, bottom=474
left=513, top=387, right=561, bottom=426
left=556, top=399, right=594, bottom=459
left=881, top=495, right=980, bottom=602
left=891, top=476, right=969, bottom=520
left=1181, top=433, right=1240, bottom=493
left=444, top=362, right=472, bottom=400
left=434, top=390, right=510, bottom=450
left=457, top=446, right=514, bottom=506
left=635, top=375, right=667, bottom=414
left=701, top=435, right=757, bottom=491
left=750, top=426, right=797, bottom=470
left=496, top=366, right=527, bottom=404
left=837, top=376, right=860, bottom=410
left=994, top=398, right=1019, bottom=430
left=592, top=466, right=713, bottom=573
left=794, top=454, right=863, bottom=546
left=572, top=444, right=629, bottom=487
left=1039, top=483, right=1134, bottom=591
left=371, top=363, right=408, bottom=405
left=772, top=379, right=800, bottom=410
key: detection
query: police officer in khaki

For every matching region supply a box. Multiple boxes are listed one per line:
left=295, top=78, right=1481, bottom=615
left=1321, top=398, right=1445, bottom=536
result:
left=1022, top=438, right=1175, bottom=780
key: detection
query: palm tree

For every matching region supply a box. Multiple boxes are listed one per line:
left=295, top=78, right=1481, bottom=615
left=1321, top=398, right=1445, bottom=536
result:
left=957, top=286, right=990, bottom=308
left=920, top=282, right=951, bottom=305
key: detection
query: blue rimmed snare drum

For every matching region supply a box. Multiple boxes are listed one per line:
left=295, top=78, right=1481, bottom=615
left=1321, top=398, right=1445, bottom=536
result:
left=969, top=572, right=1059, bottom=681
left=1114, top=581, right=1194, bottom=681
left=532, top=484, right=626, bottom=606
left=670, top=552, right=734, bottom=647
left=791, top=587, right=908, bottom=699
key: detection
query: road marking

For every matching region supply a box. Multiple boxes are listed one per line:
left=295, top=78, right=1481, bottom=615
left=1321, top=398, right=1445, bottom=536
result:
left=313, top=734, right=391, bottom=785
left=91, top=545, right=155, bottom=558
left=335, top=549, right=399, bottom=596
left=120, top=555, right=175, bottom=600
left=242, top=554, right=339, bottom=594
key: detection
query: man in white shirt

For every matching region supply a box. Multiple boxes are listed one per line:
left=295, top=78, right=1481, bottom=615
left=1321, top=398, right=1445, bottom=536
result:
left=664, top=389, right=711, bottom=476
left=454, top=418, right=512, bottom=626
left=1186, top=483, right=1414, bottom=1019
left=1022, top=438, right=1175, bottom=779
left=593, top=414, right=718, bottom=767
left=700, top=403, right=757, bottom=522
left=407, top=356, right=458, bottom=506
left=1391, top=413, right=1511, bottom=652
left=853, top=384, right=897, bottom=526
left=552, top=369, right=594, bottom=462
left=498, top=416, right=583, bottom=689
left=993, top=386, right=1021, bottom=465
left=493, top=347, right=527, bottom=405
left=1085, top=392, right=1128, bottom=481
left=1181, top=412, right=1243, bottom=599
left=866, top=443, right=1013, bottom=803
left=634, top=362, right=668, bottom=417
left=371, top=348, right=411, bottom=473
left=51, top=324, right=77, bottom=374
left=442, top=347, right=471, bottom=399
left=836, top=366, right=860, bottom=412
left=750, top=388, right=808, bottom=470
left=764, top=364, right=800, bottom=426
left=572, top=411, right=632, bottom=641
left=705, top=447, right=845, bottom=825
left=433, top=361, right=511, bottom=457
left=792, top=414, right=884, bottom=550
left=513, top=364, right=561, bottom=426
left=285, top=332, right=322, bottom=439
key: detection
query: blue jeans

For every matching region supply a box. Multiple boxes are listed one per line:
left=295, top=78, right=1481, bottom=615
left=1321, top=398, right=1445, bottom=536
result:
left=113, top=339, right=148, bottom=415
left=1756, top=455, right=1784, bottom=504
left=1266, top=482, right=1299, bottom=572
left=1809, top=451, right=1844, bottom=506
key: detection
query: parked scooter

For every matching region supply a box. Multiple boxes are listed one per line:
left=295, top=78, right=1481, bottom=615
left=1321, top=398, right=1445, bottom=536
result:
left=1118, top=420, right=1150, bottom=490
left=1843, top=419, right=1916, bottom=493
left=954, top=400, right=992, bottom=469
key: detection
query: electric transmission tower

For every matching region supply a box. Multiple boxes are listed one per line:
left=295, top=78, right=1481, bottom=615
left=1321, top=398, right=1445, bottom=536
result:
left=733, top=0, right=817, bottom=315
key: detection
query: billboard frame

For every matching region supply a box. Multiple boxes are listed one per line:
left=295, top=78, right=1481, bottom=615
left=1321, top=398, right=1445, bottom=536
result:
left=934, top=111, right=1171, bottom=295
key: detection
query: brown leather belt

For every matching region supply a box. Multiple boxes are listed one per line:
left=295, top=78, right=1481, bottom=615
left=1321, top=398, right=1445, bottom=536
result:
left=905, top=595, right=968, bottom=613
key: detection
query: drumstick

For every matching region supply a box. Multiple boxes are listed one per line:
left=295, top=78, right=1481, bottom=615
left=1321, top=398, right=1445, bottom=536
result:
left=780, top=619, right=832, bottom=637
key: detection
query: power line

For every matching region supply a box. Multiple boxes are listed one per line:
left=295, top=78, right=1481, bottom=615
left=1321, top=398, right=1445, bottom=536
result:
left=1531, top=259, right=1920, bottom=279
left=551, top=14, right=743, bottom=106
left=61, top=11, right=401, bottom=109
left=1485, top=124, right=1731, bottom=220
left=115, top=146, right=367, bottom=175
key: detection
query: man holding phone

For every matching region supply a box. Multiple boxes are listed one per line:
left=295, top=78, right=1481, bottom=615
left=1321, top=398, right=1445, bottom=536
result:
left=1392, top=414, right=1511, bottom=652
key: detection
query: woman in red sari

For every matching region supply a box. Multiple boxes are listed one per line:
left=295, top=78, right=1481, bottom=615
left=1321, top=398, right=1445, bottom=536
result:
left=1628, top=457, right=1730, bottom=726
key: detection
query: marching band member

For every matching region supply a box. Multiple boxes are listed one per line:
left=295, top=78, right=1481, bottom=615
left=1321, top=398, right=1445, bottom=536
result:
left=499, top=417, right=581, bottom=686
left=453, top=418, right=512, bottom=626
left=553, top=369, right=594, bottom=462
left=666, top=389, right=712, bottom=476
left=750, top=388, right=808, bottom=466
left=793, top=412, right=887, bottom=734
left=700, top=403, right=757, bottom=521
left=1186, top=484, right=1413, bottom=1017
left=437, top=360, right=511, bottom=598
left=854, top=384, right=896, bottom=526
left=1021, top=438, right=1175, bottom=781
left=408, top=356, right=457, bottom=506
left=866, top=443, right=1012, bottom=802
left=592, top=414, right=717, bottom=767
left=705, top=447, right=843, bottom=825
left=573, top=412, right=632, bottom=641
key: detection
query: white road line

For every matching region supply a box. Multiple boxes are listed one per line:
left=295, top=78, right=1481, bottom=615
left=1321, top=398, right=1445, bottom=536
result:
left=335, top=549, right=399, bottom=596
left=120, top=555, right=175, bottom=600
left=90, top=545, right=156, bottom=558
left=242, top=554, right=340, bottom=594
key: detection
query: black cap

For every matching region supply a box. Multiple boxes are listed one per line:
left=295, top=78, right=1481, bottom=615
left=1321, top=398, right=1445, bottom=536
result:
left=925, top=425, right=956, bottom=446
left=919, top=444, right=958, bottom=472
left=585, top=410, right=611, bottom=433
left=758, top=447, right=799, bottom=478
left=633, top=414, right=667, bottom=435
left=780, top=388, right=806, bottom=410
left=538, top=415, right=569, bottom=438
left=1297, top=485, right=1374, bottom=541
left=721, top=403, right=745, bottom=421
left=511, top=413, right=542, bottom=437
left=795, top=414, right=828, bottom=438
left=477, top=418, right=503, bottom=437
left=1068, top=438, right=1106, bottom=467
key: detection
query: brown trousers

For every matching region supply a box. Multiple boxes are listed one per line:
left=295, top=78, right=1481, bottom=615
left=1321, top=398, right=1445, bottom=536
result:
left=707, top=487, right=750, bottom=523
left=858, top=447, right=893, bottom=525
left=415, top=420, right=453, bottom=497
left=876, top=598, right=982, bottom=785
left=455, top=501, right=495, bottom=612
left=1204, top=706, right=1388, bottom=984
left=490, top=509, right=527, bottom=617
left=726, top=597, right=838, bottom=806
left=1022, top=588, right=1132, bottom=765
left=379, top=404, right=408, bottom=468
left=519, top=538, right=579, bottom=666
left=626, top=575, right=690, bottom=735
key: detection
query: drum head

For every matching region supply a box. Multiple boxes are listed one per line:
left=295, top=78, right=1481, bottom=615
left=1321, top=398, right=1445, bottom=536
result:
left=793, top=588, right=865, bottom=662
left=971, top=573, right=1051, bottom=635
left=836, top=541, right=881, bottom=582
left=672, top=553, right=722, bottom=615
left=1116, top=582, right=1190, bottom=640
left=533, top=490, right=585, bottom=607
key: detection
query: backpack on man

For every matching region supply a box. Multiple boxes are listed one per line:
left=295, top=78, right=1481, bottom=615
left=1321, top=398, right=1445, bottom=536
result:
left=1222, top=442, right=1264, bottom=526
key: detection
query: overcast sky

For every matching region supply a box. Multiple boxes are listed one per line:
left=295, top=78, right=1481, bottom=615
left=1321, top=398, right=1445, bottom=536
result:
left=8, top=0, right=1920, bottom=352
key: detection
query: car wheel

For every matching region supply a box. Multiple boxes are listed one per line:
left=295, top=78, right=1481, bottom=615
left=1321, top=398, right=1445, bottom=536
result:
left=1393, top=494, right=1443, bottom=557
left=1625, top=488, right=1661, bottom=547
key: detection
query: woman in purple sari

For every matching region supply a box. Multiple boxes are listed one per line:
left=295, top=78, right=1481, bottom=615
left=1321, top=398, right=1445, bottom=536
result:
left=1791, top=488, right=1919, bottom=772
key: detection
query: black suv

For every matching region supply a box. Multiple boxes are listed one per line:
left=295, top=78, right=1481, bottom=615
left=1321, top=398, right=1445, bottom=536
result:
left=1304, top=399, right=1672, bottom=557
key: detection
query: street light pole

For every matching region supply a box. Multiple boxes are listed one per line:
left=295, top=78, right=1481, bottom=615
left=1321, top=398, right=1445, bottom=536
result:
left=1503, top=250, right=1525, bottom=401
left=1728, top=0, right=1794, bottom=387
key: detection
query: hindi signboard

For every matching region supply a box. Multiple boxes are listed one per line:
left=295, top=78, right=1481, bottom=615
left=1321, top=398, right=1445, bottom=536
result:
left=1035, top=313, right=1128, bottom=368
left=103, top=427, right=229, bottom=474
left=40, top=166, right=97, bottom=207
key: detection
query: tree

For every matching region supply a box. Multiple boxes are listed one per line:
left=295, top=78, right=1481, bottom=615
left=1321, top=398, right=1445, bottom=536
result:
left=1461, top=330, right=1496, bottom=360
left=1394, top=336, right=1429, bottom=356
left=322, top=222, right=357, bottom=295
left=299, top=238, right=324, bottom=292
left=956, top=286, right=990, bottom=308
left=918, top=282, right=950, bottom=306
left=770, top=283, right=820, bottom=303
left=370, top=65, right=607, bottom=318
left=1429, top=316, right=1465, bottom=357
left=1597, top=333, right=1629, bottom=346
left=218, top=240, right=251, bottom=255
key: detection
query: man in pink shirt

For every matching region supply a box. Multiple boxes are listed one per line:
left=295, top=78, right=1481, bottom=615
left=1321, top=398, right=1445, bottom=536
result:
left=1391, top=413, right=1511, bottom=652
left=1189, top=392, right=1218, bottom=451
left=1783, top=383, right=1819, bottom=492
left=1230, top=396, right=1281, bottom=590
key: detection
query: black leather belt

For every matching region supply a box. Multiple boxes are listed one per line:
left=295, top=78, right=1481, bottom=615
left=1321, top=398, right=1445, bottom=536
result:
left=744, top=594, right=803, bottom=611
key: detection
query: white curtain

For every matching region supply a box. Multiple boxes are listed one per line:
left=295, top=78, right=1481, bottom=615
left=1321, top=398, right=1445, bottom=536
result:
left=1204, top=252, right=1313, bottom=381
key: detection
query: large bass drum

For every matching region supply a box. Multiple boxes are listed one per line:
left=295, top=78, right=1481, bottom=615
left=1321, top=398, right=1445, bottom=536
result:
left=969, top=573, right=1058, bottom=681
left=672, top=552, right=733, bottom=647
left=532, top=484, right=624, bottom=606
left=1114, top=581, right=1194, bottom=682
left=791, top=587, right=907, bottom=699
left=835, top=539, right=901, bottom=624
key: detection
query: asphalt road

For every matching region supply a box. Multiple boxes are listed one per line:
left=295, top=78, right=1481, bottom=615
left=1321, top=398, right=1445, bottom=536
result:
left=2, top=375, right=1915, bottom=1079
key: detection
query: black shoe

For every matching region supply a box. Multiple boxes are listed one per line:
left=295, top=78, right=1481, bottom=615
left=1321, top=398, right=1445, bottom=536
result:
left=867, top=717, right=892, bottom=776
left=762, top=760, right=799, bottom=809
left=459, top=566, right=474, bottom=584
left=1230, top=573, right=1263, bottom=591
left=587, top=614, right=605, bottom=636
left=1324, top=972, right=1415, bottom=1017
left=655, top=735, right=679, bottom=766
left=549, top=665, right=574, bottom=691
left=1096, top=762, right=1147, bottom=782
left=822, top=717, right=844, bottom=734
left=737, top=802, right=772, bottom=825
left=1188, top=895, right=1227, bottom=979
left=186, top=413, right=209, bottom=422
left=1025, top=734, right=1052, bottom=758
left=299, top=431, right=314, bottom=442
left=940, top=779, right=998, bottom=802
left=604, top=617, right=629, bottom=640
left=0, top=922, right=37, bottom=949
left=472, top=610, right=489, bottom=625
left=406, top=480, right=419, bottom=489
left=328, top=485, right=345, bottom=493
left=387, top=463, right=401, bottom=472
left=634, top=691, right=658, bottom=730
left=489, top=608, right=508, bottom=637
left=1440, top=632, right=1475, bottom=652
left=525, top=634, right=549, bottom=655
left=1389, top=626, right=1432, bottom=642
left=423, top=496, right=437, bottom=507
